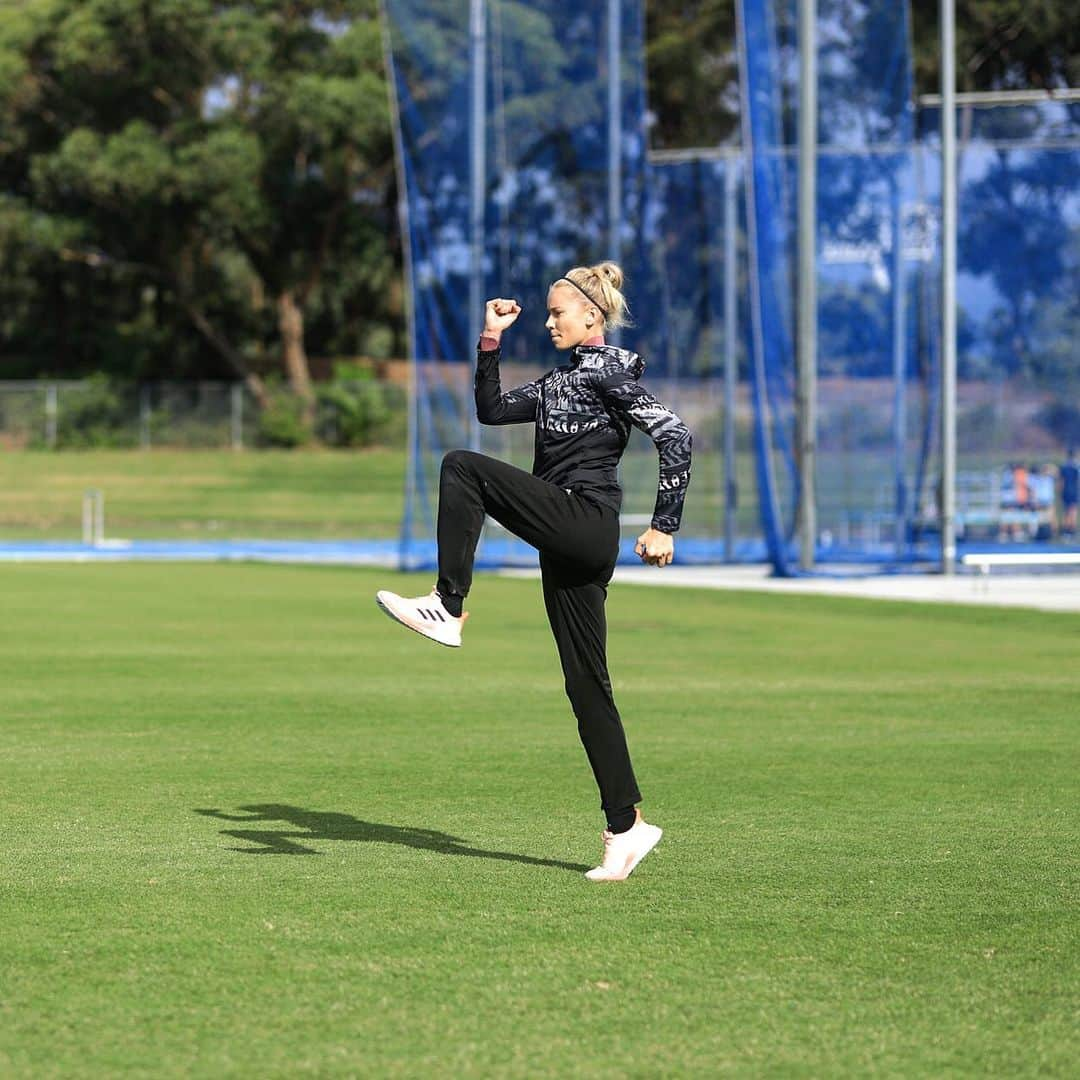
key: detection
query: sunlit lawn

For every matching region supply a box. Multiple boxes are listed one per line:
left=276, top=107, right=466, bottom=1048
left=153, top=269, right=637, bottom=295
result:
left=2, top=562, right=1076, bottom=1076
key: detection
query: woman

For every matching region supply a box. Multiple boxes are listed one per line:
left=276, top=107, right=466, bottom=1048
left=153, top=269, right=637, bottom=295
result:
left=377, top=262, right=692, bottom=882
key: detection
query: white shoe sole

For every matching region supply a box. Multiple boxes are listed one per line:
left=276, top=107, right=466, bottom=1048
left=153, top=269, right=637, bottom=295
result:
left=585, top=825, right=663, bottom=882
left=375, top=592, right=462, bottom=648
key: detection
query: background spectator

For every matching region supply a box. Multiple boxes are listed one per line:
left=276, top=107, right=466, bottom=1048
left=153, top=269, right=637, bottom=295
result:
left=1030, top=464, right=1057, bottom=539
left=1061, top=448, right=1079, bottom=539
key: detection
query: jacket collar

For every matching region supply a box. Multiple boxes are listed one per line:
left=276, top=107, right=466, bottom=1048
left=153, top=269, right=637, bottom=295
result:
left=572, top=344, right=645, bottom=380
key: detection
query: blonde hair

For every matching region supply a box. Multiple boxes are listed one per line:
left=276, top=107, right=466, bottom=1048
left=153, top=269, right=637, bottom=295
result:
left=558, top=261, right=631, bottom=330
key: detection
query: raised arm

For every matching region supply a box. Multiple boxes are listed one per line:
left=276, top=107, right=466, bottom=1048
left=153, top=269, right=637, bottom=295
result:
left=473, top=297, right=541, bottom=426
left=474, top=343, right=542, bottom=425
left=600, top=372, right=693, bottom=536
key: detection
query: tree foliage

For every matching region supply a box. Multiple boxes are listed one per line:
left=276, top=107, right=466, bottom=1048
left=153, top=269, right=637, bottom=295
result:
left=645, top=1, right=739, bottom=149
left=645, top=0, right=1080, bottom=148
left=909, top=0, right=1080, bottom=93
left=0, top=0, right=398, bottom=396
left=0, top=0, right=1074, bottom=384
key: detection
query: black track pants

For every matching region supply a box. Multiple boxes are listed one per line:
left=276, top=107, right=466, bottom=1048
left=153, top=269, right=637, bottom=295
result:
left=436, top=450, right=642, bottom=815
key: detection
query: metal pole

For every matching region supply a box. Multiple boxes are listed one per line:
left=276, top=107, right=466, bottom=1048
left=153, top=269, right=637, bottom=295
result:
left=83, top=489, right=104, bottom=546
left=379, top=1, right=421, bottom=568
left=724, top=161, right=738, bottom=562
left=45, top=383, right=58, bottom=449
left=892, top=175, right=907, bottom=558
left=940, top=0, right=957, bottom=573
left=468, top=0, right=486, bottom=450
left=606, top=0, right=623, bottom=350
left=797, top=0, right=817, bottom=571
left=82, top=490, right=93, bottom=545
left=607, top=0, right=622, bottom=268
left=231, top=383, right=244, bottom=450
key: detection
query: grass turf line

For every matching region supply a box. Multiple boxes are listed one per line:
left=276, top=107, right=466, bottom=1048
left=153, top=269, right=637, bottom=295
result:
left=1, top=563, right=1076, bottom=1077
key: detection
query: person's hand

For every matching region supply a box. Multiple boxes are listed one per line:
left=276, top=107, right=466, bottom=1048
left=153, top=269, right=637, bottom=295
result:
left=635, top=527, right=674, bottom=567
left=484, top=298, right=521, bottom=336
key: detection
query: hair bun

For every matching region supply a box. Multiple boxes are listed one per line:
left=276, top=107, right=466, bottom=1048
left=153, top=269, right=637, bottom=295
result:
left=594, top=261, right=624, bottom=290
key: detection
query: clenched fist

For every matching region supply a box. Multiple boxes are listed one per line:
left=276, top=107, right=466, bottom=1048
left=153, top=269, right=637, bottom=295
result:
left=484, top=298, right=522, bottom=335
left=636, top=527, right=674, bottom=567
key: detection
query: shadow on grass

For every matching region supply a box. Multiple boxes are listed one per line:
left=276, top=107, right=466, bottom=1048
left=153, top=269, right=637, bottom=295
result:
left=194, top=803, right=590, bottom=873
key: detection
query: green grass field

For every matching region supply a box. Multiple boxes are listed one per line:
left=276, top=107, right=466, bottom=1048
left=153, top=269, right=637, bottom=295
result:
left=0, top=445, right=763, bottom=545
left=2, top=563, right=1077, bottom=1076
left=0, top=446, right=745, bottom=543
left=5, top=443, right=1049, bottom=550
left=0, top=444, right=906, bottom=547
left=0, top=450, right=406, bottom=540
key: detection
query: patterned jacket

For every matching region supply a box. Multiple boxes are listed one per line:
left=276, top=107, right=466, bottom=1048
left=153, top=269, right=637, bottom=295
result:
left=475, top=343, right=692, bottom=533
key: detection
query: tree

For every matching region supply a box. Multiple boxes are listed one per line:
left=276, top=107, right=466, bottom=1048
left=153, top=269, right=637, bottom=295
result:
left=961, top=148, right=1078, bottom=381
left=909, top=0, right=1080, bottom=93
left=646, top=1, right=738, bottom=149
left=0, top=0, right=396, bottom=402
left=643, top=1, right=1080, bottom=154
left=203, top=2, right=393, bottom=406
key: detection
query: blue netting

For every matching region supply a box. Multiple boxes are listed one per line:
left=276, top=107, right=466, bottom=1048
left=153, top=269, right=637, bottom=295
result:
left=384, top=0, right=665, bottom=568
left=385, top=1, right=654, bottom=364
left=736, top=0, right=919, bottom=572
left=648, top=156, right=765, bottom=559
left=384, top=1, right=1080, bottom=573
left=913, top=102, right=1080, bottom=544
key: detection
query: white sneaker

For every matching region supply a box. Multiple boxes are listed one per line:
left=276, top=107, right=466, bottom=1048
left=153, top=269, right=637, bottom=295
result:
left=585, top=813, right=663, bottom=882
left=375, top=588, right=467, bottom=648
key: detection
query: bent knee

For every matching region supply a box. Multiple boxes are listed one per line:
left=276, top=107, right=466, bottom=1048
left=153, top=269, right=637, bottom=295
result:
left=441, top=448, right=481, bottom=475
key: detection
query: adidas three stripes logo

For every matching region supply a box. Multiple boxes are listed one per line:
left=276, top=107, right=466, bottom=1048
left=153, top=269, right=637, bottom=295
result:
left=417, top=607, right=446, bottom=622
